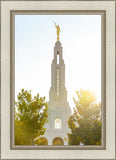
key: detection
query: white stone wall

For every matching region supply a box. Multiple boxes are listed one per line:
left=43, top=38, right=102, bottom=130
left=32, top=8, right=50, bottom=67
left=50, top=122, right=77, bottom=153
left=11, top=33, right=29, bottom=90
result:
left=43, top=101, right=71, bottom=145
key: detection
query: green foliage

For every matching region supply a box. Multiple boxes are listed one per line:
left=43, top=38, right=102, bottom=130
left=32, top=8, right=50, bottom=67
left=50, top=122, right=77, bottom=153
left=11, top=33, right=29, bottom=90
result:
left=15, top=89, right=48, bottom=145
left=34, top=137, right=48, bottom=145
left=67, top=89, right=101, bottom=145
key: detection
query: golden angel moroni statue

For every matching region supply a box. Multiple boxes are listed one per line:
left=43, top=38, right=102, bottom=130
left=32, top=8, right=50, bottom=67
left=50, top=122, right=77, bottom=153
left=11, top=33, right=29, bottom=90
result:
left=53, top=21, right=60, bottom=41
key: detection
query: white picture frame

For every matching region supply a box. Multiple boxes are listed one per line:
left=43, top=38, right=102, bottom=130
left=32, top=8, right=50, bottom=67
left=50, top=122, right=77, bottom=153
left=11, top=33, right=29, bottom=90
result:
left=1, top=0, right=115, bottom=159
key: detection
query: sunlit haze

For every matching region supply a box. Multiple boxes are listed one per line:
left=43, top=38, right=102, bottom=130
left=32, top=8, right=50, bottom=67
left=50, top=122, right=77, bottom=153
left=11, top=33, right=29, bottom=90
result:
left=15, top=15, right=101, bottom=111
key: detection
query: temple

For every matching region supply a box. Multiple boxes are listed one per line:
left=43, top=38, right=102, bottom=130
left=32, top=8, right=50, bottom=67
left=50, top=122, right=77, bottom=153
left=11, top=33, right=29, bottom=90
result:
left=40, top=24, right=71, bottom=145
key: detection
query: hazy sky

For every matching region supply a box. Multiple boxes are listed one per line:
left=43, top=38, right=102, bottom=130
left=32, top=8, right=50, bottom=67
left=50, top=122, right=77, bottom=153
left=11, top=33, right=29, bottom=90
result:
left=15, top=15, right=101, bottom=111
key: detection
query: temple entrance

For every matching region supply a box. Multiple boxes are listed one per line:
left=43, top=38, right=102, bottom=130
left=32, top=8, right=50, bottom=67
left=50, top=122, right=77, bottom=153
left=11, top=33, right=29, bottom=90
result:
left=52, top=137, right=64, bottom=145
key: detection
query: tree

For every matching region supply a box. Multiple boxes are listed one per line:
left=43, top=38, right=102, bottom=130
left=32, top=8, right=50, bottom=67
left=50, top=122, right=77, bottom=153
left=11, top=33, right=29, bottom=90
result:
left=34, top=137, right=48, bottom=145
left=15, top=89, right=48, bottom=145
left=67, top=89, right=101, bottom=145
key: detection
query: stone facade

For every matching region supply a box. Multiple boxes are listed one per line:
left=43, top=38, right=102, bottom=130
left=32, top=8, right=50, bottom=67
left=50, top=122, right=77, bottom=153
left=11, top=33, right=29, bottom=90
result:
left=42, top=41, right=71, bottom=145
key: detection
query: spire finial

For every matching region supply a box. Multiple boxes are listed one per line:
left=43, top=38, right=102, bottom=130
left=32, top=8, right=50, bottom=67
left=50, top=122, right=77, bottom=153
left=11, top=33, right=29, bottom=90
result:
left=53, top=21, right=60, bottom=41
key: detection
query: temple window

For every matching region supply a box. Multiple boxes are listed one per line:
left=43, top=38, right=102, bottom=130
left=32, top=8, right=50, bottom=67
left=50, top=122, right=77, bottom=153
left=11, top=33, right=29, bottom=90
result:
left=55, top=118, right=61, bottom=129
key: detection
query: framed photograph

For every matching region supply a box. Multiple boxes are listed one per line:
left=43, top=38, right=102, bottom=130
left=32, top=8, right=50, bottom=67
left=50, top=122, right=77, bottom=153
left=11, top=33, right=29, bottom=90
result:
left=1, top=0, right=115, bottom=160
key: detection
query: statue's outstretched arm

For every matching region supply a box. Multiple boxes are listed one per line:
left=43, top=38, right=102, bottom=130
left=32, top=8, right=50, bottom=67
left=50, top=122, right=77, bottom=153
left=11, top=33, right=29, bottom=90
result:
left=53, top=21, right=57, bottom=28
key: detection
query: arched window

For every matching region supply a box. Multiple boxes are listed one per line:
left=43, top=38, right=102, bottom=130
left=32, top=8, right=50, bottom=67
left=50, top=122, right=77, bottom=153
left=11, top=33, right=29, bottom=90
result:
left=57, top=51, right=59, bottom=64
left=55, top=118, right=61, bottom=129
left=52, top=137, right=64, bottom=145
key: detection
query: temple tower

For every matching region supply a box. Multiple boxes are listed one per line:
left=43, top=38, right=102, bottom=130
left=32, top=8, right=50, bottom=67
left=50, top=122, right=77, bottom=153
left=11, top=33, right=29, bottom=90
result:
left=49, top=41, right=67, bottom=102
left=41, top=24, right=71, bottom=145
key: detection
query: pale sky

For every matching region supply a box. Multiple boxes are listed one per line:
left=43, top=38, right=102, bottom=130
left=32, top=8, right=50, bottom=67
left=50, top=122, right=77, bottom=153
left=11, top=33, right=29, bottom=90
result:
left=15, top=15, right=101, bottom=111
